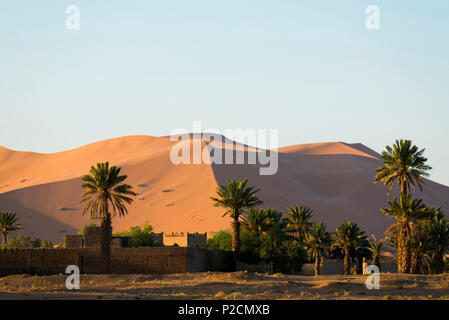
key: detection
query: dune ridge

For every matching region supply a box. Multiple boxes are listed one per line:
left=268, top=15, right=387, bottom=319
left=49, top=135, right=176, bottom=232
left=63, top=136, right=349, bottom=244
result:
left=0, top=135, right=448, bottom=243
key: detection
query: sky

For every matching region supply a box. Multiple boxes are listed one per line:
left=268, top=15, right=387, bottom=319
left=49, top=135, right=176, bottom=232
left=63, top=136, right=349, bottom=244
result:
left=0, top=1, right=448, bottom=185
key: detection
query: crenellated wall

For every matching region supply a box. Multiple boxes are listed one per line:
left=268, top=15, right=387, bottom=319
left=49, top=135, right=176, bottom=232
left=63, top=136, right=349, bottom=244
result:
left=162, top=232, right=207, bottom=248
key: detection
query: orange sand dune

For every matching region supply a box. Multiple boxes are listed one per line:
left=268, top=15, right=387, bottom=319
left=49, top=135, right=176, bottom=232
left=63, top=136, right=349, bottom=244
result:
left=0, top=135, right=448, bottom=243
left=276, top=141, right=377, bottom=159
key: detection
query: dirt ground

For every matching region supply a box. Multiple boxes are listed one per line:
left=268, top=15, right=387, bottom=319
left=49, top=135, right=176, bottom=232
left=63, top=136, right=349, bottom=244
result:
left=0, top=272, right=448, bottom=300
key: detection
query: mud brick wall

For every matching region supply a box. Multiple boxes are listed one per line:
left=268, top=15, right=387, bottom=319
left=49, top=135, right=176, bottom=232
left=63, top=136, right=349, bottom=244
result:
left=112, top=237, right=133, bottom=248
left=163, top=233, right=188, bottom=247
left=0, top=248, right=99, bottom=275
left=64, top=235, right=83, bottom=248
left=187, top=233, right=207, bottom=248
left=111, top=247, right=190, bottom=274
left=0, top=247, right=224, bottom=275
left=112, top=238, right=123, bottom=248
left=187, top=247, right=208, bottom=272
left=83, top=226, right=102, bottom=247
left=77, top=247, right=213, bottom=274
left=0, top=248, right=80, bottom=275
left=0, top=248, right=78, bottom=267
left=206, top=250, right=225, bottom=272
left=162, top=233, right=207, bottom=248
left=151, top=232, right=163, bottom=244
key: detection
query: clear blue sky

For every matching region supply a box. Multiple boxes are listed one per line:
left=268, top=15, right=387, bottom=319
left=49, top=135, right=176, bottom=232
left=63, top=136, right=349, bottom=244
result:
left=1, top=1, right=448, bottom=185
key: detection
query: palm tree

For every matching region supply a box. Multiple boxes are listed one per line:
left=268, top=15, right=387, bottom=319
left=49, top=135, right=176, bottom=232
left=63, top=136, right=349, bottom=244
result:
left=368, top=234, right=385, bottom=272
left=381, top=194, right=431, bottom=273
left=210, top=179, right=262, bottom=255
left=263, top=208, right=289, bottom=253
left=241, top=208, right=272, bottom=239
left=285, top=205, right=313, bottom=244
left=409, top=225, right=429, bottom=274
left=354, top=241, right=371, bottom=274
left=422, top=209, right=449, bottom=274
left=304, top=222, right=332, bottom=276
left=0, top=212, right=22, bottom=245
left=80, top=162, right=136, bottom=273
left=374, top=139, right=431, bottom=199
left=333, top=221, right=367, bottom=275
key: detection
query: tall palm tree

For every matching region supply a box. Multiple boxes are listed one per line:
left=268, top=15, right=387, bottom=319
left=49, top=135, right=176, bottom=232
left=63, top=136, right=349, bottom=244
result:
left=381, top=194, right=431, bottom=273
left=80, top=162, right=136, bottom=273
left=374, top=139, right=431, bottom=199
left=0, top=212, right=22, bottom=245
left=304, top=222, right=332, bottom=276
left=210, top=179, right=262, bottom=255
left=333, top=221, right=367, bottom=275
left=368, top=234, right=385, bottom=272
left=285, top=205, right=313, bottom=244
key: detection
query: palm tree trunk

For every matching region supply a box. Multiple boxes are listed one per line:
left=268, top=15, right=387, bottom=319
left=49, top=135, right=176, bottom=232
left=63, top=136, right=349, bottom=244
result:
left=373, top=256, right=381, bottom=272
left=314, top=252, right=321, bottom=276
left=400, top=182, right=407, bottom=201
left=410, top=253, right=421, bottom=274
left=344, top=250, right=351, bottom=275
left=356, top=254, right=363, bottom=274
left=231, top=213, right=241, bottom=271
left=101, top=212, right=112, bottom=274
left=231, top=214, right=241, bottom=253
left=397, top=228, right=410, bottom=274
left=1, top=232, right=7, bottom=245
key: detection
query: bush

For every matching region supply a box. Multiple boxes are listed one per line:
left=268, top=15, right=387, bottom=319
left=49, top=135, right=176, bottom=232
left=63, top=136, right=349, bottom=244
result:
left=114, top=221, right=155, bottom=247
left=31, top=238, right=42, bottom=248
left=3, top=235, right=33, bottom=248
left=205, top=229, right=307, bottom=273
left=40, top=240, right=53, bottom=248
left=3, top=235, right=53, bottom=248
left=285, top=242, right=307, bottom=273
left=206, top=230, right=261, bottom=264
left=206, top=231, right=232, bottom=251
left=240, top=231, right=263, bottom=264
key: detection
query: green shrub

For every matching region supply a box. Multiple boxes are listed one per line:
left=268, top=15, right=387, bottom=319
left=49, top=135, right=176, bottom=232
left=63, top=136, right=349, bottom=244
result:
left=206, top=231, right=232, bottom=251
left=114, top=221, right=155, bottom=247
left=40, top=240, right=53, bottom=248
left=206, top=227, right=309, bottom=273
left=3, top=235, right=52, bottom=248
left=3, top=235, right=33, bottom=248
left=285, top=242, right=307, bottom=273
left=240, top=230, right=263, bottom=264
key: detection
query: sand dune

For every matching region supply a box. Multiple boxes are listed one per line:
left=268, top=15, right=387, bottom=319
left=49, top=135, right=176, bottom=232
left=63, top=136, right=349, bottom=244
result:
left=0, top=135, right=448, bottom=243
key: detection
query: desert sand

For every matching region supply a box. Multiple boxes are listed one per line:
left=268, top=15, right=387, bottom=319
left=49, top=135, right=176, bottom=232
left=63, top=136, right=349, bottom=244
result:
left=0, top=272, right=448, bottom=300
left=0, top=135, right=448, bottom=243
